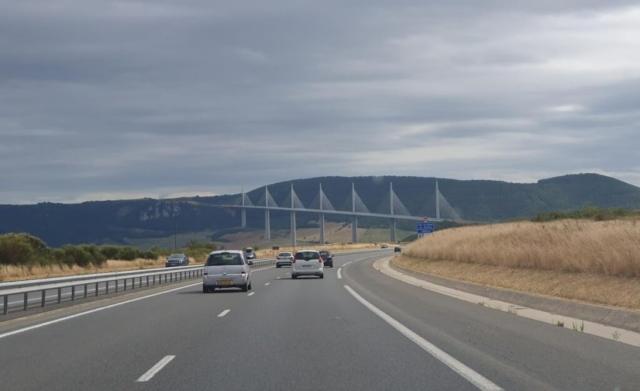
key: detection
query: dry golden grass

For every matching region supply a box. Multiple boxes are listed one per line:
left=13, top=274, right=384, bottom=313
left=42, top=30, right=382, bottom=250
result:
left=405, top=219, right=640, bottom=278
left=398, top=218, right=640, bottom=310
left=256, top=243, right=378, bottom=258
left=0, top=257, right=203, bottom=282
left=394, top=256, right=640, bottom=310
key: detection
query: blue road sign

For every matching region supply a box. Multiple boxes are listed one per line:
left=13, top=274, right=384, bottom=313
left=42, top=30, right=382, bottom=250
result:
left=417, top=222, right=435, bottom=234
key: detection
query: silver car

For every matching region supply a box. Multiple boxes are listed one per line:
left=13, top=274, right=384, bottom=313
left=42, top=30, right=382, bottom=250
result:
left=203, top=250, right=253, bottom=293
left=276, top=252, right=293, bottom=268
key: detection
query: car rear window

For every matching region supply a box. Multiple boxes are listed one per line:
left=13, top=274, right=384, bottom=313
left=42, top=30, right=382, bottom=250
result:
left=295, top=251, right=319, bottom=260
left=279, top=252, right=292, bottom=257
left=206, top=253, right=243, bottom=266
left=245, top=248, right=253, bottom=253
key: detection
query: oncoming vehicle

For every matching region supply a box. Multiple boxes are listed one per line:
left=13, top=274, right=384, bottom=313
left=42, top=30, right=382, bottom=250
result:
left=318, top=250, right=333, bottom=268
left=276, top=252, right=294, bottom=268
left=292, top=250, right=324, bottom=279
left=243, top=247, right=256, bottom=260
left=381, top=243, right=388, bottom=249
left=394, top=246, right=402, bottom=253
left=203, top=250, right=253, bottom=293
left=165, top=253, right=189, bottom=267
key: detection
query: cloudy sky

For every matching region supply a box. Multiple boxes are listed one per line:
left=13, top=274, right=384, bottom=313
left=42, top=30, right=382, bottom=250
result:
left=1, top=0, right=639, bottom=204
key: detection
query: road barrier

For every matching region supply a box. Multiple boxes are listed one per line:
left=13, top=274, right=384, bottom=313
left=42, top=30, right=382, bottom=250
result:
left=0, top=249, right=388, bottom=316
left=0, top=259, right=276, bottom=315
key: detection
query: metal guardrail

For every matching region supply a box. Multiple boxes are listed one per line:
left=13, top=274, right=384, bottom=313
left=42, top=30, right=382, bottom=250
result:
left=0, top=264, right=204, bottom=291
left=1, top=258, right=276, bottom=315
left=0, top=249, right=388, bottom=316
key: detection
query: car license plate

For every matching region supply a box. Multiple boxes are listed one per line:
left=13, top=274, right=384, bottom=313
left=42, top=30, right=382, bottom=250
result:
left=302, top=265, right=312, bottom=268
left=218, top=280, right=233, bottom=285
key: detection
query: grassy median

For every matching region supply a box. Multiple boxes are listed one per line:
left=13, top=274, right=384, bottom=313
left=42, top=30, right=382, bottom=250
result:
left=396, top=217, right=640, bottom=310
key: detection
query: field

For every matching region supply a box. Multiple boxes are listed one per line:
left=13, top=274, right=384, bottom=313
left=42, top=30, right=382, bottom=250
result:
left=396, top=218, right=640, bottom=309
left=0, top=257, right=176, bottom=282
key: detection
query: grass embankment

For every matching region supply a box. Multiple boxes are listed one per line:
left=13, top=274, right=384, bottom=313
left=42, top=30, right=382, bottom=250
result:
left=397, top=213, right=640, bottom=310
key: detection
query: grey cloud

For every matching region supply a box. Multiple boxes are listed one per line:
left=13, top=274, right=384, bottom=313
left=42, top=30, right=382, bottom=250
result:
left=1, top=0, right=639, bottom=204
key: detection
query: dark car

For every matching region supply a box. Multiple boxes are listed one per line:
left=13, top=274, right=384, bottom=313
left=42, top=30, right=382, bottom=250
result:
left=165, top=253, right=189, bottom=267
left=394, top=246, right=402, bottom=253
left=319, top=250, right=334, bottom=268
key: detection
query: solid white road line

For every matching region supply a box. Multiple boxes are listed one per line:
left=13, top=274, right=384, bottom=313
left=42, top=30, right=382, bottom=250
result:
left=337, top=268, right=342, bottom=279
left=136, top=355, right=176, bottom=382
left=0, top=283, right=201, bottom=340
left=217, top=309, right=231, bottom=317
left=343, top=261, right=352, bottom=266
left=247, top=292, right=255, bottom=296
left=265, top=282, right=270, bottom=286
left=344, top=285, right=503, bottom=391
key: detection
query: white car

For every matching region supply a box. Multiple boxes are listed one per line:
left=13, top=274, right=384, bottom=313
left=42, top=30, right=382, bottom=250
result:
left=203, top=250, right=253, bottom=292
left=276, top=252, right=294, bottom=268
left=291, top=249, right=324, bottom=279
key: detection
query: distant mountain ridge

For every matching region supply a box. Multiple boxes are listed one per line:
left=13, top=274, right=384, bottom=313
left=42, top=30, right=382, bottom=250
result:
left=1, top=173, right=639, bottom=247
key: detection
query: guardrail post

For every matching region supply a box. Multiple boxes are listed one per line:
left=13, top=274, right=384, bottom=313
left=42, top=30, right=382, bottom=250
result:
left=72, top=286, right=76, bottom=301
left=170, top=273, right=173, bottom=282
left=84, top=284, right=88, bottom=298
left=115, top=280, right=118, bottom=292
left=146, top=276, right=149, bottom=287
left=140, top=277, right=142, bottom=287
left=3, top=295, right=7, bottom=315
left=95, top=282, right=99, bottom=296
left=106, top=281, right=109, bottom=294
left=23, top=292, right=28, bottom=311
left=58, top=287, right=62, bottom=303
left=124, top=279, right=127, bottom=291
left=42, top=290, right=46, bottom=307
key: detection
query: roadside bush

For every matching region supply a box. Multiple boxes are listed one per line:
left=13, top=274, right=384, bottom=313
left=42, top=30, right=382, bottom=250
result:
left=117, top=246, right=141, bottom=261
left=99, top=245, right=121, bottom=260
left=142, top=250, right=158, bottom=260
left=59, top=245, right=93, bottom=267
left=0, top=233, right=53, bottom=266
left=532, top=206, right=640, bottom=222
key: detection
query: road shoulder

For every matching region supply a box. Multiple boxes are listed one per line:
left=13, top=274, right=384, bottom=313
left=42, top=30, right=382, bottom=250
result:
left=377, top=257, right=640, bottom=347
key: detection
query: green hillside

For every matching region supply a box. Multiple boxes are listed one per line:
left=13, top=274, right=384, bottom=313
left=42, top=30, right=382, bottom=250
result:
left=1, top=173, right=639, bottom=247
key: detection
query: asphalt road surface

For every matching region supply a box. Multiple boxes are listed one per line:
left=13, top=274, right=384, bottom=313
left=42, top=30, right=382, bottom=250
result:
left=1, top=251, right=638, bottom=391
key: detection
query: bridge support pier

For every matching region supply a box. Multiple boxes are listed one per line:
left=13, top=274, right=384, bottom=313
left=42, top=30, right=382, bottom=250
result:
left=389, top=218, right=397, bottom=243
left=351, top=216, right=358, bottom=244
left=319, top=213, right=325, bottom=245
left=264, top=209, right=271, bottom=240
left=291, top=211, right=297, bottom=247
left=241, top=209, right=246, bottom=228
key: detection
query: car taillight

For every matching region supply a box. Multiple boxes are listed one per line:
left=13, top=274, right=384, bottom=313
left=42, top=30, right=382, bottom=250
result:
left=292, top=258, right=296, bottom=264
left=319, top=258, right=323, bottom=263
left=204, top=272, right=208, bottom=276
left=241, top=271, right=246, bottom=275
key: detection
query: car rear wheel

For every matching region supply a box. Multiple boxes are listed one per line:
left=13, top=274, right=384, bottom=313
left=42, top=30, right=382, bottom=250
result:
left=292, top=274, right=297, bottom=279
left=319, top=274, right=324, bottom=279
left=276, top=265, right=281, bottom=268
left=241, top=282, right=248, bottom=292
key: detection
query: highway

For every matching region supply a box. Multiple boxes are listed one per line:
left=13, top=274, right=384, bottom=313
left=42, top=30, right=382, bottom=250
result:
left=1, top=251, right=639, bottom=391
